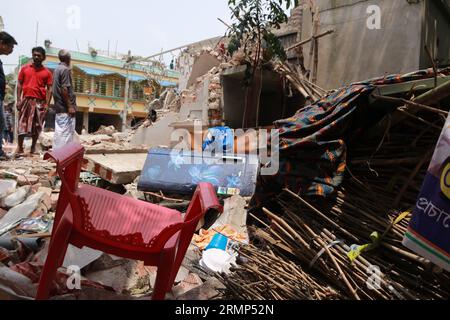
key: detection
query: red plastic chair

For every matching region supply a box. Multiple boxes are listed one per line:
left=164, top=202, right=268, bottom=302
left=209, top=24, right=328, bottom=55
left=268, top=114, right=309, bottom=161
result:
left=36, top=143, right=222, bottom=300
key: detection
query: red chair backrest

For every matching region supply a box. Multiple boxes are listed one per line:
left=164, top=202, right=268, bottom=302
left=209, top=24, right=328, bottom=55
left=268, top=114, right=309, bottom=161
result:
left=144, top=182, right=222, bottom=252
left=44, top=143, right=85, bottom=227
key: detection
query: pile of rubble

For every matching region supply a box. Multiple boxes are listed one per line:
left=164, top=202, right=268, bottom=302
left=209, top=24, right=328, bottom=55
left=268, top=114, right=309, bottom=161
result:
left=40, top=127, right=148, bottom=155
left=180, top=65, right=224, bottom=126
left=148, top=88, right=181, bottom=113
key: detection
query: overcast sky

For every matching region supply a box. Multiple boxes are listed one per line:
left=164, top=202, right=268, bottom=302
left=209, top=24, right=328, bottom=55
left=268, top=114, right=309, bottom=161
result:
left=1, top=0, right=232, bottom=73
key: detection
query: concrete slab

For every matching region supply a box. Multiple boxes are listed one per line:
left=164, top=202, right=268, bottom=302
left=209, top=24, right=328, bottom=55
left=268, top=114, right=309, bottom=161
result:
left=186, top=53, right=221, bottom=89
left=83, top=153, right=148, bottom=185
left=62, top=245, right=103, bottom=269
left=0, top=180, right=17, bottom=199
left=0, top=192, right=46, bottom=234
left=130, top=113, right=179, bottom=148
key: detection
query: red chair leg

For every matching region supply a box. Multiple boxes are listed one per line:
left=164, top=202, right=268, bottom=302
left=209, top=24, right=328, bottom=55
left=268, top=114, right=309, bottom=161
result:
left=36, top=216, right=72, bottom=300
left=168, top=235, right=193, bottom=286
left=152, top=247, right=176, bottom=300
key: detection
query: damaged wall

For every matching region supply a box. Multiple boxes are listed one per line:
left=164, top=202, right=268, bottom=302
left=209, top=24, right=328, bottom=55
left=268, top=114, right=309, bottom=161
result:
left=420, top=0, right=450, bottom=68
left=298, top=0, right=450, bottom=89
left=177, top=37, right=224, bottom=91
left=130, top=112, right=179, bottom=148
left=177, top=64, right=224, bottom=128
left=221, top=65, right=297, bottom=128
left=180, top=77, right=212, bottom=125
left=186, top=53, right=221, bottom=90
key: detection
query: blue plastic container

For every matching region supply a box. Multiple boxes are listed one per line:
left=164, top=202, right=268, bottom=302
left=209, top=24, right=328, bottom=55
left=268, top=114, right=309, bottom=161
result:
left=205, top=233, right=229, bottom=251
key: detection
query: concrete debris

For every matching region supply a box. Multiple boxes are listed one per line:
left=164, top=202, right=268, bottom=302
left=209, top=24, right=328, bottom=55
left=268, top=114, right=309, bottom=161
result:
left=0, top=180, right=17, bottom=199
left=0, top=192, right=47, bottom=235
left=209, top=195, right=249, bottom=244
left=130, top=48, right=232, bottom=149
left=149, top=98, right=162, bottom=110
left=31, top=239, right=50, bottom=266
left=146, top=89, right=181, bottom=114
left=84, top=260, right=155, bottom=296
left=174, top=265, right=190, bottom=284
left=49, top=287, right=137, bottom=300
left=10, top=262, right=116, bottom=297
left=112, top=132, right=129, bottom=143
left=40, top=130, right=145, bottom=156
left=0, top=266, right=36, bottom=300
left=2, top=186, right=32, bottom=209
left=130, top=112, right=179, bottom=148
left=83, top=153, right=148, bottom=185
left=171, top=272, right=203, bottom=299
left=0, top=208, right=7, bottom=220
left=62, top=246, right=104, bottom=269
left=79, top=134, right=115, bottom=145
left=84, top=254, right=130, bottom=272
left=178, top=59, right=227, bottom=128
left=178, top=41, right=227, bottom=91
left=37, top=187, right=52, bottom=198
left=176, top=277, right=225, bottom=300
left=17, top=175, right=40, bottom=186
left=39, top=132, right=81, bottom=150
left=38, top=132, right=55, bottom=150
left=124, top=178, right=145, bottom=201
left=50, top=193, right=59, bottom=211
left=94, top=125, right=117, bottom=136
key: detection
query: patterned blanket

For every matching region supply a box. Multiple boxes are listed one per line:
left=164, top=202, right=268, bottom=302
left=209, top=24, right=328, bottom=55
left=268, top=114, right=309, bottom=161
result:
left=258, top=68, right=450, bottom=199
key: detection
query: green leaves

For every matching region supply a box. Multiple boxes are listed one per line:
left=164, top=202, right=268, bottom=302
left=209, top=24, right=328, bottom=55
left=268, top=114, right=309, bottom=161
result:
left=227, top=0, right=297, bottom=63
left=263, top=31, right=287, bottom=61
left=228, top=35, right=241, bottom=56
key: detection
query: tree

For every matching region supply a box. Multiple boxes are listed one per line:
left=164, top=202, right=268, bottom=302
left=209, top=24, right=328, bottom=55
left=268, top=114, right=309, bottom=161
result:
left=4, top=73, right=16, bottom=104
left=227, top=0, right=299, bottom=65
left=226, top=0, right=298, bottom=127
left=6, top=73, right=14, bottom=83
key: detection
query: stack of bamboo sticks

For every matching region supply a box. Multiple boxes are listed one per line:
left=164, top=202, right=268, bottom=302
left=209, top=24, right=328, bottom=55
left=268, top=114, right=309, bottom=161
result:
left=216, top=244, right=341, bottom=300
left=218, top=108, right=450, bottom=300
left=273, top=62, right=327, bottom=102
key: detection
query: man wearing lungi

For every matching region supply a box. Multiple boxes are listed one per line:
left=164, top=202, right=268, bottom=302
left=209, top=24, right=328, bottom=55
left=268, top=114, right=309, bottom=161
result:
left=52, top=50, right=76, bottom=151
left=16, top=46, right=53, bottom=155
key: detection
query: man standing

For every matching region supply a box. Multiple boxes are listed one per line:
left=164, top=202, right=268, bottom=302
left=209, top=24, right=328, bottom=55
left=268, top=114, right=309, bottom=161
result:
left=3, top=103, right=14, bottom=144
left=0, top=31, right=17, bottom=160
left=17, top=47, right=53, bottom=155
left=52, top=50, right=76, bottom=150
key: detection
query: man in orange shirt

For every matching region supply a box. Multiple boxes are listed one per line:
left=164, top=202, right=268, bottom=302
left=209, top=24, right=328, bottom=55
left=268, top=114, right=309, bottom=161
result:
left=17, top=46, right=53, bottom=155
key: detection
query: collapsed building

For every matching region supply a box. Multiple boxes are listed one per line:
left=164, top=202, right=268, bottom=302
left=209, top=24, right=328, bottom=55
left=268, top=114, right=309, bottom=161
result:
left=1, top=0, right=450, bottom=301
left=132, top=0, right=450, bottom=149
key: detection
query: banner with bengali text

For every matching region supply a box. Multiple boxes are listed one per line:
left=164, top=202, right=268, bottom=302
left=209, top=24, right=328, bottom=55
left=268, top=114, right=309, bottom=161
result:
left=403, top=113, right=450, bottom=271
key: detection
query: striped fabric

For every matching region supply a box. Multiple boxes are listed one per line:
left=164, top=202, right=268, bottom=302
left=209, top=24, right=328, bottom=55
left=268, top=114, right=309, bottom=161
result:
left=259, top=67, right=450, bottom=199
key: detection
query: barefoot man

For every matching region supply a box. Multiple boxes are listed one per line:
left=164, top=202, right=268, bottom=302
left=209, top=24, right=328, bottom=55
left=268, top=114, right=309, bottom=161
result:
left=17, top=46, right=53, bottom=155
